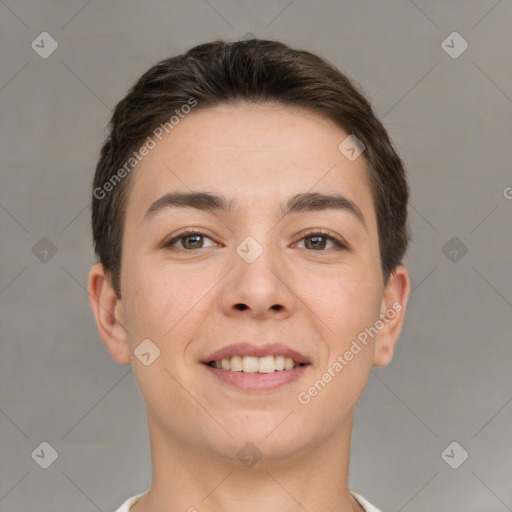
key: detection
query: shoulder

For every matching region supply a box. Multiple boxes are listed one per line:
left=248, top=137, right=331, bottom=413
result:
left=113, top=491, right=148, bottom=512
left=351, top=491, right=383, bottom=512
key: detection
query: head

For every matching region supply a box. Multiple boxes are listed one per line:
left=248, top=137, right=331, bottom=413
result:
left=89, top=39, right=410, bottom=462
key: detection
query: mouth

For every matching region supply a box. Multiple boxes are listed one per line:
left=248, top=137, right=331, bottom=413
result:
left=206, top=355, right=306, bottom=373
left=201, top=343, right=311, bottom=391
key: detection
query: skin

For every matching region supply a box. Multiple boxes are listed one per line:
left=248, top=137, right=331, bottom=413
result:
left=88, top=102, right=410, bottom=512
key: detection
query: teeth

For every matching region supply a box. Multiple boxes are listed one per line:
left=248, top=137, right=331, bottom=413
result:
left=230, top=355, right=243, bottom=372
left=243, top=356, right=259, bottom=373
left=210, top=355, right=303, bottom=373
left=284, top=357, right=295, bottom=370
left=258, top=355, right=275, bottom=374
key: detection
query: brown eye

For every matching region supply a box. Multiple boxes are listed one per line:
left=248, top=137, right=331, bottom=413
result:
left=164, top=232, right=216, bottom=250
left=297, top=233, right=346, bottom=251
left=304, top=235, right=328, bottom=250
left=181, top=234, right=204, bottom=249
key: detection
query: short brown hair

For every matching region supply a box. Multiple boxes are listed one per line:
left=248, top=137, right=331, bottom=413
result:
left=92, top=39, right=410, bottom=298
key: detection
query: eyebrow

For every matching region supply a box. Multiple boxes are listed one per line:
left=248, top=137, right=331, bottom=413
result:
left=143, top=191, right=367, bottom=229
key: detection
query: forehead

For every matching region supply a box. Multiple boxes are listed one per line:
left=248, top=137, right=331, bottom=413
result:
left=125, top=102, right=376, bottom=231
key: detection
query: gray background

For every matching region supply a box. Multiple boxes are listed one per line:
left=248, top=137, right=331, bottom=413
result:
left=1, top=1, right=511, bottom=511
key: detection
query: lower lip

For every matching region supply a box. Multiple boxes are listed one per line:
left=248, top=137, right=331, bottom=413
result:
left=203, top=364, right=309, bottom=392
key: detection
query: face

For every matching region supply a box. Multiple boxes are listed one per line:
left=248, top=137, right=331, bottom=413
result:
left=91, top=102, right=409, bottom=462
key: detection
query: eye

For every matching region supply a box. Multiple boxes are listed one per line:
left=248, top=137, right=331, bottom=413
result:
left=163, top=231, right=217, bottom=250
left=295, top=231, right=347, bottom=251
left=162, top=230, right=347, bottom=251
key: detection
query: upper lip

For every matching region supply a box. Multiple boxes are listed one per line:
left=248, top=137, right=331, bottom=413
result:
left=201, top=343, right=311, bottom=365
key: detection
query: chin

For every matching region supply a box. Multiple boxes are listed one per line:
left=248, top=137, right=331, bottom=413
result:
left=206, top=416, right=314, bottom=463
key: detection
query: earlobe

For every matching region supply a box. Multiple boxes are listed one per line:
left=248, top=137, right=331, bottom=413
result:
left=373, top=265, right=410, bottom=367
left=88, top=263, right=131, bottom=364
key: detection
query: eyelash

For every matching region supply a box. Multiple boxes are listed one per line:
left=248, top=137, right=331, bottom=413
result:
left=162, top=229, right=348, bottom=251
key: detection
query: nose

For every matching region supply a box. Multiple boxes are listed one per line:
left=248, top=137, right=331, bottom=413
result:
left=219, top=241, right=297, bottom=320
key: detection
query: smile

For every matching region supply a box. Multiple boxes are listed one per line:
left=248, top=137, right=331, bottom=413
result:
left=207, top=355, right=305, bottom=373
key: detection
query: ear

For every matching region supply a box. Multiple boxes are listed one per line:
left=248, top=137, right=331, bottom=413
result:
left=373, top=265, right=410, bottom=367
left=88, top=263, right=131, bottom=364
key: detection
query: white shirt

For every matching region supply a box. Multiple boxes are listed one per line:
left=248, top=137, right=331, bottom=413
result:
left=114, top=490, right=382, bottom=511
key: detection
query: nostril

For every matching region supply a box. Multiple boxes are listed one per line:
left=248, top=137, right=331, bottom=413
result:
left=234, top=304, right=283, bottom=311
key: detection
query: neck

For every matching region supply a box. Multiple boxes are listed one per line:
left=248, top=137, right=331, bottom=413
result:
left=131, top=412, right=363, bottom=512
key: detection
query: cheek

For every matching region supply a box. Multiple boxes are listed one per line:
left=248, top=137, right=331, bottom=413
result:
left=294, top=270, right=380, bottom=428
left=301, top=264, right=382, bottom=341
left=122, top=255, right=212, bottom=348
left=121, top=256, right=173, bottom=339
